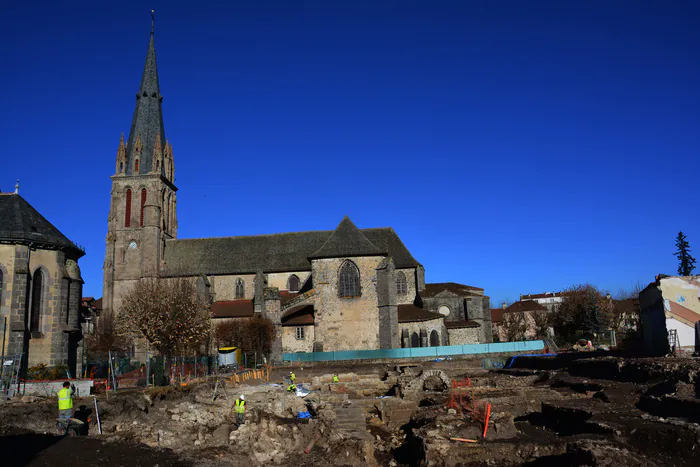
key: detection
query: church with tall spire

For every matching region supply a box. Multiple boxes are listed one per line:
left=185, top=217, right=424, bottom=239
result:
left=103, top=18, right=492, bottom=362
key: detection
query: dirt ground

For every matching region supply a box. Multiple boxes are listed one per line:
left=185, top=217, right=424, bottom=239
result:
left=2, top=354, right=700, bottom=466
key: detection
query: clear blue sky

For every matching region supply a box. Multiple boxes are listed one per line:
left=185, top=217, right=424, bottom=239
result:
left=2, top=1, right=698, bottom=305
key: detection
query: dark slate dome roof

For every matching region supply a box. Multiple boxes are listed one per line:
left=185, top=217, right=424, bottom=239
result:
left=0, top=194, right=84, bottom=257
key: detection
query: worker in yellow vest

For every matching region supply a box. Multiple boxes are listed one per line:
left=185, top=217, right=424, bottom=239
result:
left=234, top=395, right=246, bottom=425
left=333, top=374, right=339, bottom=383
left=287, top=383, right=297, bottom=393
left=57, top=381, right=75, bottom=430
left=289, top=371, right=296, bottom=383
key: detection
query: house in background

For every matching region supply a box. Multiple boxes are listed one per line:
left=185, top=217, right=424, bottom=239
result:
left=639, top=275, right=700, bottom=355
left=490, top=300, right=549, bottom=341
left=520, top=292, right=566, bottom=313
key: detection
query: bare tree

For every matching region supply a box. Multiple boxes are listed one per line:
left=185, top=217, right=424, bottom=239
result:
left=84, top=309, right=129, bottom=360
left=116, top=278, right=211, bottom=377
left=501, top=312, right=527, bottom=342
left=532, top=310, right=550, bottom=339
left=214, top=320, right=241, bottom=347
left=213, top=316, right=275, bottom=357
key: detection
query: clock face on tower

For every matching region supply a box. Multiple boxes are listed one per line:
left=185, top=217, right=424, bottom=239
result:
left=129, top=241, right=138, bottom=250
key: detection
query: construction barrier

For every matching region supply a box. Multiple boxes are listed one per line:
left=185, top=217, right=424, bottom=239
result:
left=282, top=340, right=546, bottom=362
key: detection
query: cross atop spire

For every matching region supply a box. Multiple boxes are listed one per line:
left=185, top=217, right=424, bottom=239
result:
left=123, top=13, right=166, bottom=176
left=151, top=9, right=155, bottom=35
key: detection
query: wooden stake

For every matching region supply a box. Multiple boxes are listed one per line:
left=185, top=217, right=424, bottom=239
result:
left=450, top=437, right=478, bottom=443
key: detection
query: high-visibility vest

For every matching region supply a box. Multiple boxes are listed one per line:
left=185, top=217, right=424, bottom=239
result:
left=287, top=384, right=296, bottom=392
left=57, top=388, right=73, bottom=410
left=333, top=375, right=339, bottom=383
left=235, top=399, right=246, bottom=414
left=290, top=373, right=296, bottom=382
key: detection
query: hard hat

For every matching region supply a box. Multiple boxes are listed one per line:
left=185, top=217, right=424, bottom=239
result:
left=290, top=371, right=293, bottom=374
left=240, top=395, right=245, bottom=400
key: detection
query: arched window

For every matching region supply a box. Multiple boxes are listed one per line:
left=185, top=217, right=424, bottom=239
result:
left=0, top=269, right=3, bottom=305
left=156, top=160, right=160, bottom=170
left=134, top=159, right=139, bottom=172
left=338, top=261, right=360, bottom=298
left=119, top=162, right=123, bottom=173
left=124, top=189, right=132, bottom=227
left=30, top=269, right=44, bottom=333
left=438, top=305, right=451, bottom=316
left=430, top=330, right=439, bottom=347
left=411, top=332, right=420, bottom=348
left=396, top=271, right=407, bottom=295
left=288, top=275, right=300, bottom=292
left=140, top=188, right=147, bottom=227
left=235, top=278, right=245, bottom=299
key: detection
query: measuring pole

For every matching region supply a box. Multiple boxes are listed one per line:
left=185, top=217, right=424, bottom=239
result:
left=93, top=396, right=102, bottom=434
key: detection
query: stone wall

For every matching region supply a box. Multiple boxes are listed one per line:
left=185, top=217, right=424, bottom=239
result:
left=0, top=245, right=83, bottom=371
left=282, top=325, right=315, bottom=353
left=311, top=256, right=384, bottom=351
left=400, top=318, right=447, bottom=348
left=396, top=268, right=417, bottom=305
left=447, top=327, right=481, bottom=345
left=209, top=274, right=256, bottom=301
left=267, top=271, right=311, bottom=292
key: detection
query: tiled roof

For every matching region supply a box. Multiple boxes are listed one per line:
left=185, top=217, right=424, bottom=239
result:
left=444, top=320, right=481, bottom=329
left=211, top=300, right=254, bottom=318
left=0, top=194, right=84, bottom=256
left=162, top=223, right=420, bottom=276
left=421, top=282, right=484, bottom=298
left=281, top=305, right=315, bottom=326
left=504, top=300, right=547, bottom=313
left=398, top=304, right=444, bottom=323
left=310, top=216, right=385, bottom=259
left=490, top=308, right=504, bottom=323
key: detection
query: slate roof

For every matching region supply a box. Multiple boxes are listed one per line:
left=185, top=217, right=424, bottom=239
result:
left=124, top=24, right=166, bottom=176
left=309, top=216, right=384, bottom=259
left=421, top=282, right=484, bottom=298
left=444, top=320, right=481, bottom=329
left=398, top=304, right=444, bottom=323
left=163, top=222, right=421, bottom=276
left=0, top=194, right=84, bottom=257
left=211, top=300, right=254, bottom=318
left=504, top=300, right=547, bottom=313
left=281, top=305, right=315, bottom=326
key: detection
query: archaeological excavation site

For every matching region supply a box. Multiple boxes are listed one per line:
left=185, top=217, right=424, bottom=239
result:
left=2, top=352, right=700, bottom=466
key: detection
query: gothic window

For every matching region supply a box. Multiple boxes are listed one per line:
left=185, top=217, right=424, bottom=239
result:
left=30, top=269, right=44, bottom=333
left=396, top=271, right=407, bottom=295
left=288, top=275, right=300, bottom=292
left=296, top=327, right=305, bottom=340
left=135, top=159, right=139, bottom=172
left=119, top=162, right=123, bottom=173
left=338, top=261, right=360, bottom=298
left=235, top=278, right=245, bottom=299
left=430, top=330, right=439, bottom=347
left=140, top=188, right=147, bottom=227
left=410, top=332, right=420, bottom=348
left=156, top=160, right=160, bottom=170
left=124, top=189, right=132, bottom=227
left=0, top=269, right=3, bottom=305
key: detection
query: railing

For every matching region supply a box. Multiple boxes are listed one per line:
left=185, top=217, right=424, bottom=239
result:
left=280, top=289, right=316, bottom=312
left=283, top=340, right=546, bottom=362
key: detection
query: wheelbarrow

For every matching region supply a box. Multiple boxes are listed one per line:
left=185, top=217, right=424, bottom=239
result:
left=56, top=417, right=84, bottom=436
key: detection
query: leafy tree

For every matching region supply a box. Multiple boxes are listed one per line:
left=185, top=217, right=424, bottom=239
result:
left=213, top=316, right=276, bottom=357
left=116, top=278, right=211, bottom=379
left=674, top=231, right=696, bottom=276
left=551, top=284, right=612, bottom=344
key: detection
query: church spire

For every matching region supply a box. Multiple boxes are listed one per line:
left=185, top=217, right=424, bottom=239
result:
left=124, top=12, right=166, bottom=176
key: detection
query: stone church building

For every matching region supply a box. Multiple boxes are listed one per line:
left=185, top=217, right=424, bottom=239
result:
left=102, top=23, right=492, bottom=362
left=0, top=185, right=86, bottom=374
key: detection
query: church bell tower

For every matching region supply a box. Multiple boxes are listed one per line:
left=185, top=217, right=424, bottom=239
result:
left=103, top=15, right=178, bottom=316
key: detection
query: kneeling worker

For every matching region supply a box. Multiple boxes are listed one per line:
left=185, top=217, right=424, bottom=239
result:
left=234, top=395, right=246, bottom=425
left=333, top=374, right=339, bottom=383
left=287, top=382, right=297, bottom=393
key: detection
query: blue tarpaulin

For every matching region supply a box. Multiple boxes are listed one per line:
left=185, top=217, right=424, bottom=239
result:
left=505, top=353, right=558, bottom=368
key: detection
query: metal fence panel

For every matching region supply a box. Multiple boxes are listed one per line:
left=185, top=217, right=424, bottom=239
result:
left=282, top=340, right=545, bottom=362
